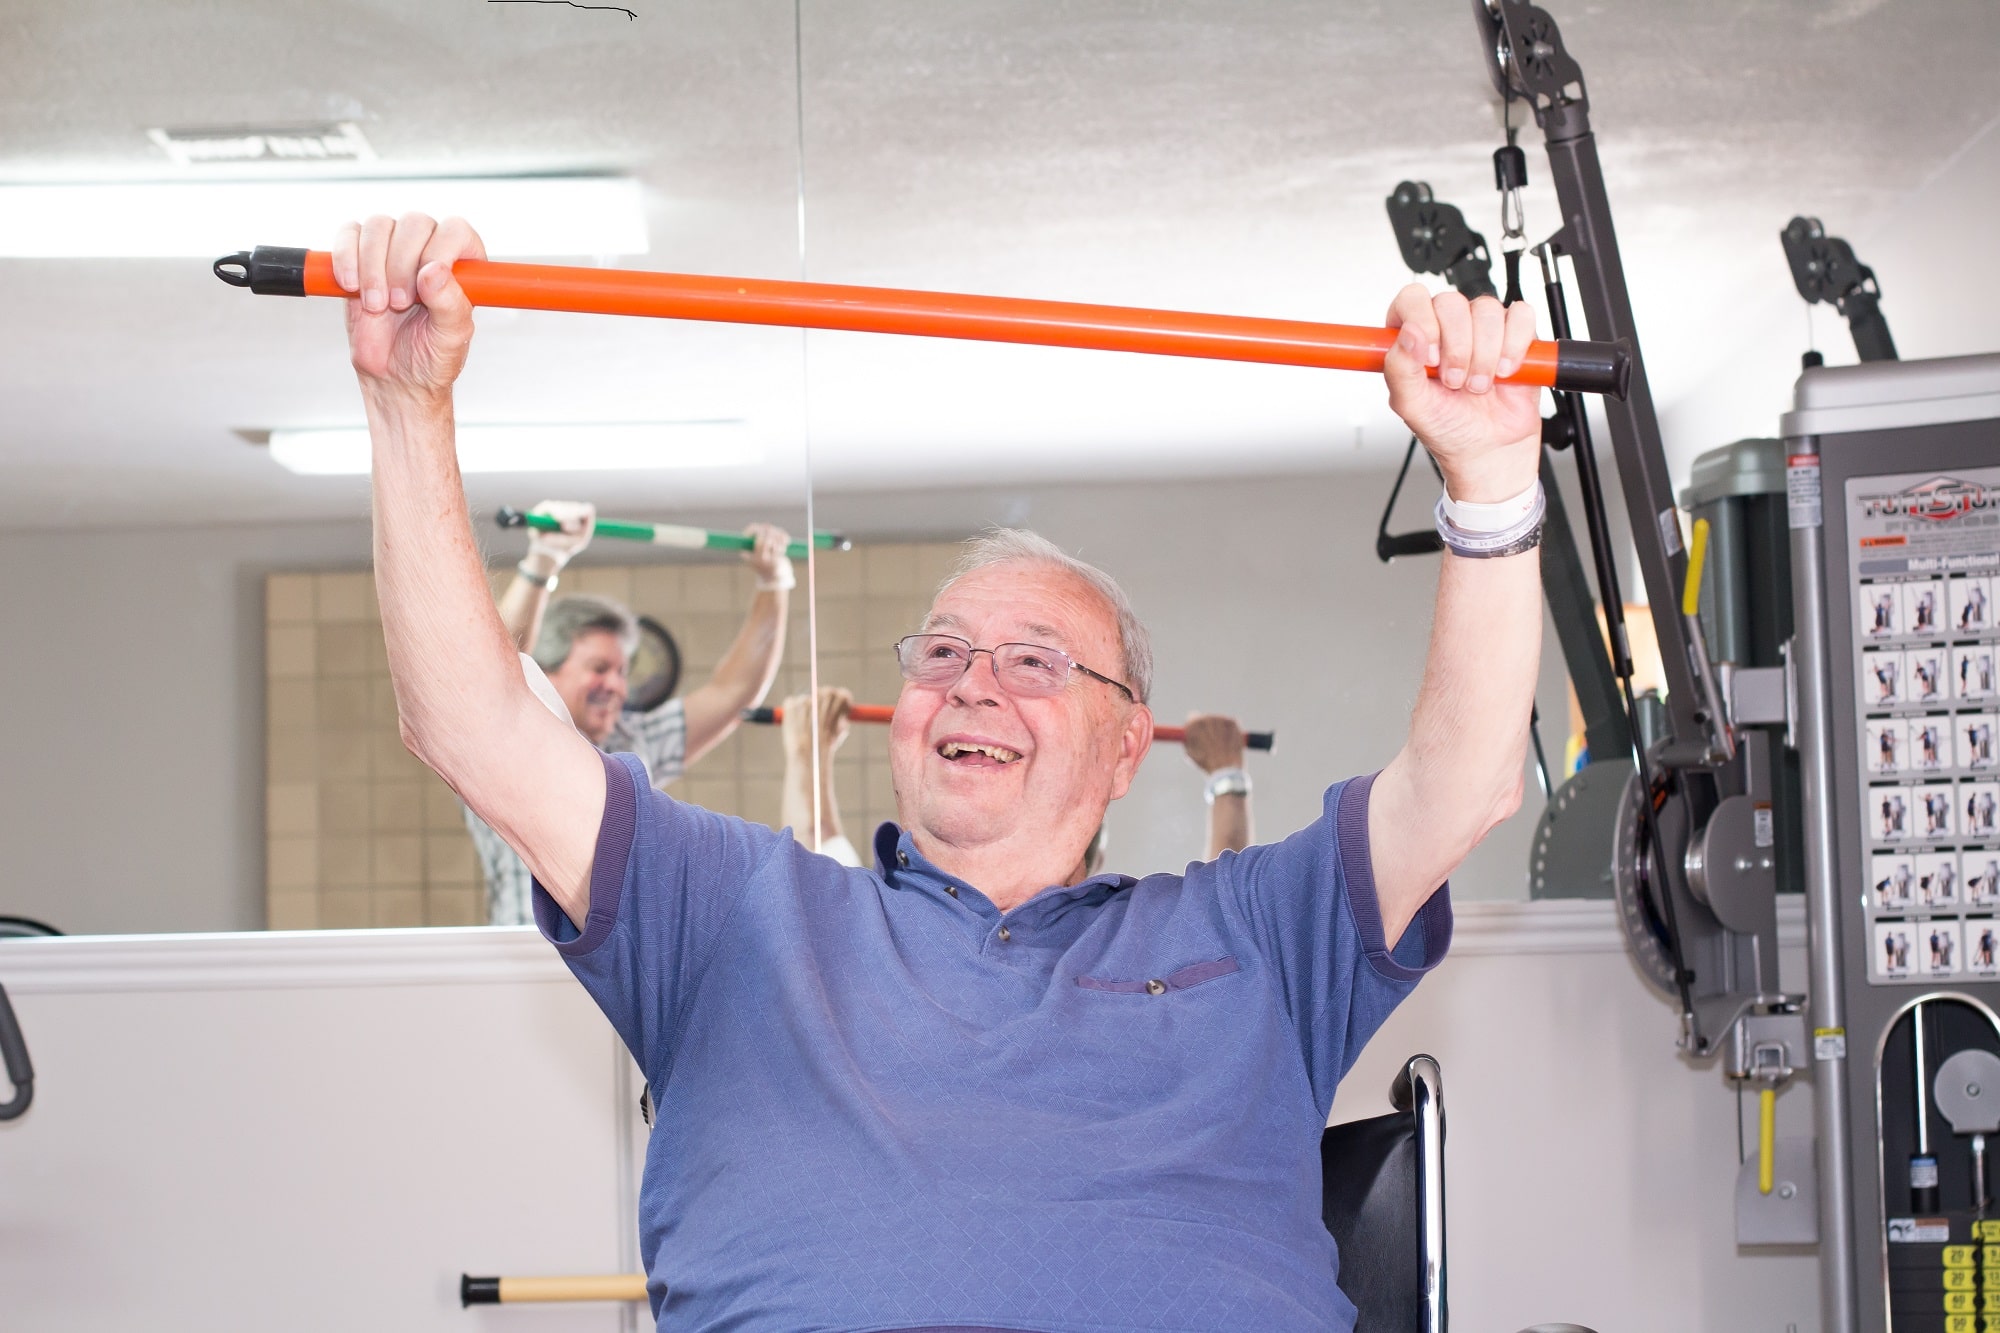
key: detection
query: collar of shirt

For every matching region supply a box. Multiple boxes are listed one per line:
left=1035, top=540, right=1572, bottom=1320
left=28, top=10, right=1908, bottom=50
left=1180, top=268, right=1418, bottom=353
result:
left=870, top=820, right=1135, bottom=931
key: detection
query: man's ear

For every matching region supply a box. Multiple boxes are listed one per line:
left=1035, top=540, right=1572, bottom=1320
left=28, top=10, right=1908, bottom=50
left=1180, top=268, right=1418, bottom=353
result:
left=1106, top=705, right=1155, bottom=801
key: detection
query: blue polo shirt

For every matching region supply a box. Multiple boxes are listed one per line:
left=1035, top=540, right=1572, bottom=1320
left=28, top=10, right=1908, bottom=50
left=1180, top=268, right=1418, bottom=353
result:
left=535, top=750, right=1451, bottom=1332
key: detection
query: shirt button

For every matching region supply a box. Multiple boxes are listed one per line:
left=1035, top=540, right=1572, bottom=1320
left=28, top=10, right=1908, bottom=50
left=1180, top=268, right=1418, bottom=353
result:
left=898, top=851, right=910, bottom=867
left=944, top=885, right=958, bottom=897
left=1145, top=979, right=1167, bottom=996
left=996, top=926, right=1012, bottom=942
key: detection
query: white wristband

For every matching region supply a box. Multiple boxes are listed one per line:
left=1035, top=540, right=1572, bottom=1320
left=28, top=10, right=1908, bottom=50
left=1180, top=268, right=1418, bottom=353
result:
left=756, top=562, right=796, bottom=593
left=1438, top=479, right=1542, bottom=534
left=1204, top=768, right=1252, bottom=804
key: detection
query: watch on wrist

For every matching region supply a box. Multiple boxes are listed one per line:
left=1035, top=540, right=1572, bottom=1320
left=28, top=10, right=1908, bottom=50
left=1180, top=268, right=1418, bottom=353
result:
left=1204, top=767, right=1252, bottom=804
left=516, top=561, right=557, bottom=590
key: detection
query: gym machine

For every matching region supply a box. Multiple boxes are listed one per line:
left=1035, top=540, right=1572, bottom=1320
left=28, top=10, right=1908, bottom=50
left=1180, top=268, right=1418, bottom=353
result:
left=1454, top=4, right=2000, bottom=1330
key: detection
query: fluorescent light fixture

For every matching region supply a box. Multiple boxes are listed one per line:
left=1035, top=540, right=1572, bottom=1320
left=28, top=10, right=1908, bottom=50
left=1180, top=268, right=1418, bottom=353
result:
left=267, top=422, right=758, bottom=476
left=0, top=177, right=647, bottom=258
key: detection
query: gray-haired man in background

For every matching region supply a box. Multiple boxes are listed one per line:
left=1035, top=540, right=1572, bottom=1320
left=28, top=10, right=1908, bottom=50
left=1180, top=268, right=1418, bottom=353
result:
left=465, top=499, right=794, bottom=924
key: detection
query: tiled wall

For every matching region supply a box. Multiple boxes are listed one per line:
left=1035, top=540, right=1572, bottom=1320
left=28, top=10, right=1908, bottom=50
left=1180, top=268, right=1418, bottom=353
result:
left=264, top=543, right=959, bottom=928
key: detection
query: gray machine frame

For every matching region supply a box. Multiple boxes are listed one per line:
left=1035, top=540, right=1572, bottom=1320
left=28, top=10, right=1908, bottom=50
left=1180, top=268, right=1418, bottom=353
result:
left=1788, top=352, right=2000, bottom=1333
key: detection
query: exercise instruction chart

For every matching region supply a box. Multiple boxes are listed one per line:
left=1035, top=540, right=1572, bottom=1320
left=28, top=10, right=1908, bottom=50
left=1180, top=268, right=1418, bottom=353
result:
left=1850, top=466, right=2000, bottom=986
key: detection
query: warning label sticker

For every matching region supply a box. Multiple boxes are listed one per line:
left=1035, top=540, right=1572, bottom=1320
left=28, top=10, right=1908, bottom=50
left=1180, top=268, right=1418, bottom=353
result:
left=1889, top=1217, right=1952, bottom=1243
left=1789, top=454, right=1823, bottom=530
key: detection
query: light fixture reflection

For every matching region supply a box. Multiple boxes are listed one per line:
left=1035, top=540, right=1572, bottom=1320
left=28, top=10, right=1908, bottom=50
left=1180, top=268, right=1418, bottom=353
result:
left=0, top=177, right=647, bottom=258
left=266, top=422, right=759, bottom=475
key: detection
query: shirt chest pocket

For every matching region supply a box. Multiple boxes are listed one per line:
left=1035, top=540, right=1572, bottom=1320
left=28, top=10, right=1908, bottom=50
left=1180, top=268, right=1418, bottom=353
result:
left=1075, top=955, right=1239, bottom=997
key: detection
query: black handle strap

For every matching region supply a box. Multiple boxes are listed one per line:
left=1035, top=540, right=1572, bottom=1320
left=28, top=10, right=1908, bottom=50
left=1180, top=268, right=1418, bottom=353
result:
left=1375, top=435, right=1445, bottom=564
left=0, top=981, right=33, bottom=1122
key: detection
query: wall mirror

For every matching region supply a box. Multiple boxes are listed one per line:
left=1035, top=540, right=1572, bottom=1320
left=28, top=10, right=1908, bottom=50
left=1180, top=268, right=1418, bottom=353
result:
left=3, top=1, right=1655, bottom=940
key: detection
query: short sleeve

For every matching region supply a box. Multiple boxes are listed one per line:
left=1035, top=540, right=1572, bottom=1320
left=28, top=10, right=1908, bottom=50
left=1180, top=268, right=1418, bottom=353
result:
left=1207, top=771, right=1452, bottom=1114
left=533, top=750, right=786, bottom=1082
left=617, top=698, right=688, bottom=789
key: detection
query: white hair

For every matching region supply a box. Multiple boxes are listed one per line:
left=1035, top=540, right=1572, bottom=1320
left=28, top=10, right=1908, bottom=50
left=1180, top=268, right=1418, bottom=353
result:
left=935, top=528, right=1154, bottom=704
left=532, top=593, right=639, bottom=673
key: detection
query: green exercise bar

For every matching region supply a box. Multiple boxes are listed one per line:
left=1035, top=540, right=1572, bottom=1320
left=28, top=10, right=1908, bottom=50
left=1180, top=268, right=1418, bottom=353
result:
left=496, top=507, right=849, bottom=562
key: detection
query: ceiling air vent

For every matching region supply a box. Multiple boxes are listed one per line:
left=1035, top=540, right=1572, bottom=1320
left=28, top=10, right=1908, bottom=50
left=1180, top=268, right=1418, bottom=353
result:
left=146, top=123, right=375, bottom=167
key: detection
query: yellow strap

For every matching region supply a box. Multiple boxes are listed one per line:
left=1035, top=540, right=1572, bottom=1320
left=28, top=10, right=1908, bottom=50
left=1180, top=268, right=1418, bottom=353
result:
left=1683, top=516, right=1710, bottom=618
left=1758, top=1086, right=1777, bottom=1195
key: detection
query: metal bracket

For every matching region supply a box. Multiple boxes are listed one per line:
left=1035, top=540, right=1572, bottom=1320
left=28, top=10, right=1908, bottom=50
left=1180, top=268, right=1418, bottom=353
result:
left=1731, top=665, right=1789, bottom=728
left=1728, top=1008, right=1809, bottom=1083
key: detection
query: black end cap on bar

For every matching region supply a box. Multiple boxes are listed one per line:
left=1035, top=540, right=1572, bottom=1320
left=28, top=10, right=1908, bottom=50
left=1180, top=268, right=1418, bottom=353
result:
left=1552, top=338, right=1632, bottom=400
left=741, top=707, right=779, bottom=725
left=212, top=246, right=311, bottom=297
left=460, top=1275, right=501, bottom=1306
left=494, top=507, right=527, bottom=529
left=1245, top=731, right=1275, bottom=752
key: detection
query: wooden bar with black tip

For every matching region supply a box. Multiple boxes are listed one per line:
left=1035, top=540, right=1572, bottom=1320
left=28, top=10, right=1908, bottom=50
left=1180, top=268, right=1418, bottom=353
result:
left=459, top=1273, right=647, bottom=1305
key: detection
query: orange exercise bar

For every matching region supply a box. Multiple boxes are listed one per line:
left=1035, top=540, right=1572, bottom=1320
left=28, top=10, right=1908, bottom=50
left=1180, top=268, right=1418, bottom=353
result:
left=742, top=704, right=1272, bottom=751
left=214, top=247, right=1630, bottom=397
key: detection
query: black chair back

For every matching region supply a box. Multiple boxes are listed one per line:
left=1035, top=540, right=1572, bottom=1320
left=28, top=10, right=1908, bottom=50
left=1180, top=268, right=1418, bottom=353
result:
left=1320, top=1053, right=1445, bottom=1332
left=1321, top=1108, right=1420, bottom=1330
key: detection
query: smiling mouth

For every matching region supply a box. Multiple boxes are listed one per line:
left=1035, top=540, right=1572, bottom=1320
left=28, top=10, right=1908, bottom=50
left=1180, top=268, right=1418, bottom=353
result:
left=937, top=741, right=1022, bottom=764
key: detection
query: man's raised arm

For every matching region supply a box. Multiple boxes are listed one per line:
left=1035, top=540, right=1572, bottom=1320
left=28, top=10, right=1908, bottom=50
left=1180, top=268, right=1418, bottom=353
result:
left=337, top=214, right=607, bottom=930
left=1368, top=285, right=1547, bottom=948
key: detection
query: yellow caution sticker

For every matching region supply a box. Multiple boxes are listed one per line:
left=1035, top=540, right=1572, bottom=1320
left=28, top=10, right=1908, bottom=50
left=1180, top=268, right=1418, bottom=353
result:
left=1950, top=1316, right=1977, bottom=1333
left=1948, top=1268, right=1978, bottom=1290
left=1981, top=1220, right=2000, bottom=1242
left=1947, top=1290, right=1977, bottom=1313
left=1951, top=1245, right=1980, bottom=1267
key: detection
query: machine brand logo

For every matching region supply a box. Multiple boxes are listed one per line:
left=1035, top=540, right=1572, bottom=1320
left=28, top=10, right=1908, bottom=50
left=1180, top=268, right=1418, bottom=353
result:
left=1860, top=476, right=1995, bottom=523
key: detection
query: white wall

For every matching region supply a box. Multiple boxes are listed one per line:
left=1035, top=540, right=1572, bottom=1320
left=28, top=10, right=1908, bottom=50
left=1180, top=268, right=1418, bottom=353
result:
left=1658, top=110, right=2000, bottom=475
left=0, top=904, right=1819, bottom=1332
left=0, top=473, right=1577, bottom=935
left=0, top=929, right=640, bottom=1333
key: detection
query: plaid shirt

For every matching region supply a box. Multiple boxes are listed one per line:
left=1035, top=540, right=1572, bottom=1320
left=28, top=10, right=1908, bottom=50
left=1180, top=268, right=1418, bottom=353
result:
left=464, top=698, right=688, bottom=926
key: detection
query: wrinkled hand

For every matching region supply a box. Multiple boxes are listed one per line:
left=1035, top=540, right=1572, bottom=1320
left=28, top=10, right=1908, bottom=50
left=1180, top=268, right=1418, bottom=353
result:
left=741, top=523, right=795, bottom=586
left=1181, top=713, right=1246, bottom=775
left=782, top=686, right=853, bottom=760
left=1383, top=284, right=1543, bottom=503
left=333, top=213, right=487, bottom=403
left=525, top=500, right=596, bottom=570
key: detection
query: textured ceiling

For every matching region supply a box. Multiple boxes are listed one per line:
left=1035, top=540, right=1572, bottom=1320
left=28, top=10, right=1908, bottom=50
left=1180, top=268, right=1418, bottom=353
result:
left=2, top=0, right=1998, bottom=530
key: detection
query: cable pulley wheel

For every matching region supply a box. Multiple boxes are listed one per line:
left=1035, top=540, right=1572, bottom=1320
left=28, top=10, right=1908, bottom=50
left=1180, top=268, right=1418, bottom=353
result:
left=1611, top=766, right=1681, bottom=1001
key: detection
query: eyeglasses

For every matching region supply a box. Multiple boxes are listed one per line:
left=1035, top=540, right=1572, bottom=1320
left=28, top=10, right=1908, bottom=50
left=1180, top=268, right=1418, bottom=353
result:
left=893, top=633, right=1136, bottom=703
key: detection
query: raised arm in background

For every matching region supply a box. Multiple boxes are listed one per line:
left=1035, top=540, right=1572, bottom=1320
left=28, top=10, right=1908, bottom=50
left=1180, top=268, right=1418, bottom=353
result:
left=1181, top=713, right=1253, bottom=859
left=680, top=525, right=794, bottom=763
left=1369, top=284, right=1545, bottom=948
left=337, top=213, right=605, bottom=931
left=779, top=686, right=857, bottom=862
left=497, top=499, right=595, bottom=652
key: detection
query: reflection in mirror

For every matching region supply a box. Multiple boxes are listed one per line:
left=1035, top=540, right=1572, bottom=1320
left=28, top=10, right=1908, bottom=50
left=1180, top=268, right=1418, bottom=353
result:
left=0, top=7, right=824, bottom=937
left=0, top=1, right=1579, bottom=944
left=790, top=481, right=1578, bottom=898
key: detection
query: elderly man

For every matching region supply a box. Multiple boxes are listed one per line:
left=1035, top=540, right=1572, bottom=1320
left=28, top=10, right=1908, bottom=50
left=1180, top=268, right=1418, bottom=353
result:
left=463, top=499, right=793, bottom=924
left=338, top=214, right=1540, bottom=1331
